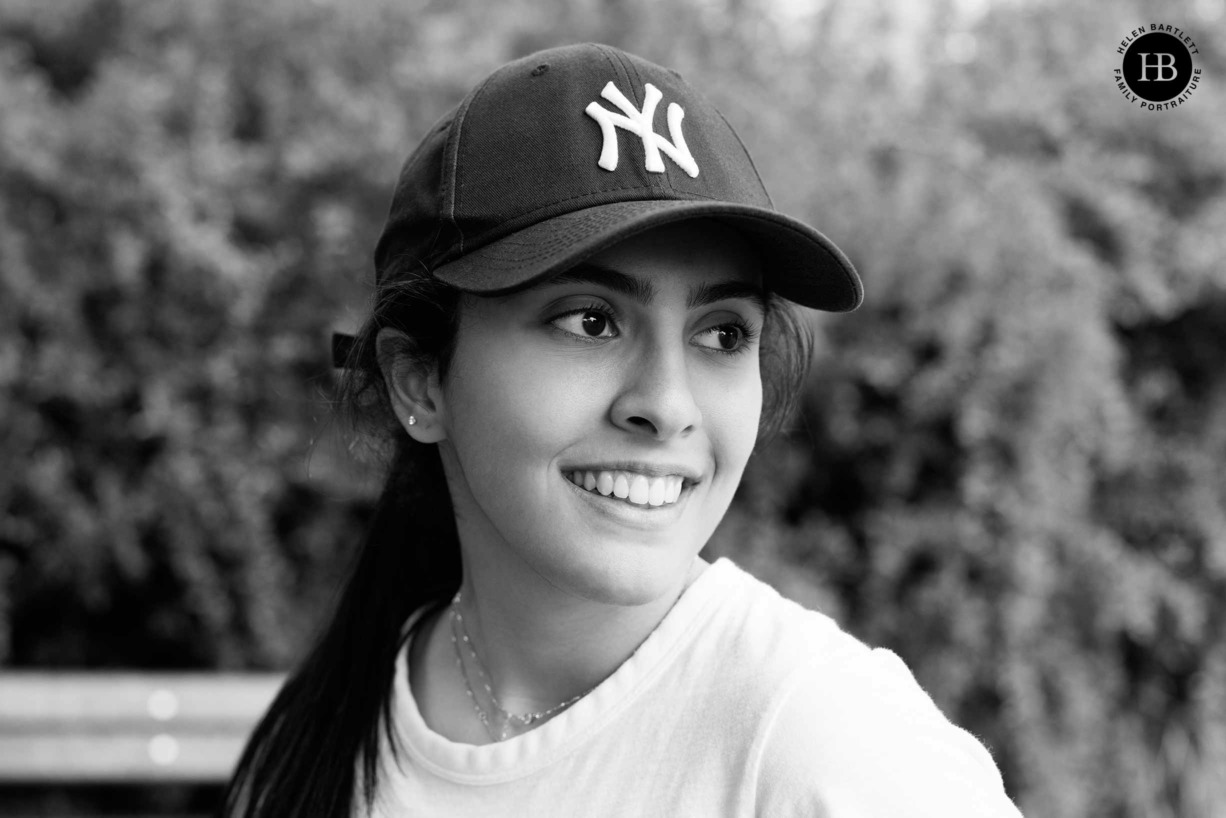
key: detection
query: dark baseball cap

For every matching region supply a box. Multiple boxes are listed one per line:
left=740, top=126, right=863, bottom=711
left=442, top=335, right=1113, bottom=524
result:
left=337, top=43, right=860, bottom=365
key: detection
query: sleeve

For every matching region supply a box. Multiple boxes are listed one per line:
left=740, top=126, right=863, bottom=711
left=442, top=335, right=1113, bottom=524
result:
left=749, top=647, right=1025, bottom=818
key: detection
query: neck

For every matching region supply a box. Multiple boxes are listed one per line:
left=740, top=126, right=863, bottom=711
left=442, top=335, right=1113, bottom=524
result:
left=453, top=551, right=705, bottom=715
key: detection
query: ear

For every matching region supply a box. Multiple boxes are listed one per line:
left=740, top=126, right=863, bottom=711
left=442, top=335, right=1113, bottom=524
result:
left=376, top=327, right=448, bottom=444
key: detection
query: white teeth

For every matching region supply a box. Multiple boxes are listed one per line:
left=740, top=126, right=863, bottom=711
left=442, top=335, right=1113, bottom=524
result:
left=648, top=477, right=666, bottom=506
left=569, top=469, right=688, bottom=506
left=629, top=475, right=649, bottom=504
left=612, top=474, right=630, bottom=499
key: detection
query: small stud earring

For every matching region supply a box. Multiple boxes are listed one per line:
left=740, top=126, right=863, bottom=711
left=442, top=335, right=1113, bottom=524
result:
left=408, top=415, right=417, bottom=426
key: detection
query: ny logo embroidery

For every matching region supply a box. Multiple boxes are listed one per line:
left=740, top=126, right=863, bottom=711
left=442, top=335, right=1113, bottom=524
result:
left=584, top=81, right=700, bottom=178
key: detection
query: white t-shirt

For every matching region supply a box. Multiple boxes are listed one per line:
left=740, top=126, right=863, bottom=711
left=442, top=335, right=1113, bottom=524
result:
left=359, top=558, right=1025, bottom=817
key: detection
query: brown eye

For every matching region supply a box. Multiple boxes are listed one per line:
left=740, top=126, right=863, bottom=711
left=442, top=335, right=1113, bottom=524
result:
left=716, top=325, right=742, bottom=350
left=580, top=311, right=608, bottom=336
left=695, top=323, right=747, bottom=353
left=552, top=307, right=617, bottom=339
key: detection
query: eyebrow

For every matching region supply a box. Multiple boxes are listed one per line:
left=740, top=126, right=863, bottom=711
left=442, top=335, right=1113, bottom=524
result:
left=545, top=263, right=767, bottom=313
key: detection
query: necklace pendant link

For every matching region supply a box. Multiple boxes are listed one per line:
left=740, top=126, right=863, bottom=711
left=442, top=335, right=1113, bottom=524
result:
left=449, top=591, right=592, bottom=742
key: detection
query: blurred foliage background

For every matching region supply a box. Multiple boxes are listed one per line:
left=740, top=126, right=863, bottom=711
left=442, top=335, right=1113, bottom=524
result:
left=1, top=0, right=1224, bottom=815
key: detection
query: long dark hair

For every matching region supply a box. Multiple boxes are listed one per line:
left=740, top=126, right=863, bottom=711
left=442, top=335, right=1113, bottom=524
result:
left=220, top=245, right=814, bottom=816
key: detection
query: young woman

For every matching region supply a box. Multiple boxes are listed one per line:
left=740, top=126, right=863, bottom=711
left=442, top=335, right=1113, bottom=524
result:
left=222, top=44, right=1024, bottom=817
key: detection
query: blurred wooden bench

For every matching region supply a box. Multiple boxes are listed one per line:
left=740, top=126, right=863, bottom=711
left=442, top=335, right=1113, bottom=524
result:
left=0, top=673, right=283, bottom=783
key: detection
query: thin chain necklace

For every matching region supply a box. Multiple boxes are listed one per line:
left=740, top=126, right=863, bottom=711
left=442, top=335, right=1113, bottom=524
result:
left=448, top=591, right=590, bottom=742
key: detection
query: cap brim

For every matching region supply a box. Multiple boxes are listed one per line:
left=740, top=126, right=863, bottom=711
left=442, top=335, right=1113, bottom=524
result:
left=431, top=199, right=862, bottom=312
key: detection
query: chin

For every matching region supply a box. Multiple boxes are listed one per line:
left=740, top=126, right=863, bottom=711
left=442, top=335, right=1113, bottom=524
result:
left=543, top=545, right=696, bottom=608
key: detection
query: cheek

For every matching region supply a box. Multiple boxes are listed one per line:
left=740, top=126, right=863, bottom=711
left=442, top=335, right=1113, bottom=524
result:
left=699, top=363, right=762, bottom=465
left=442, top=341, right=610, bottom=486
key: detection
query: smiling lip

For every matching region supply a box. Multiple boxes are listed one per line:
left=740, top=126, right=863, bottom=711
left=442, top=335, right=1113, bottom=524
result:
left=560, top=462, right=701, bottom=510
left=559, top=462, right=702, bottom=484
left=563, top=471, right=692, bottom=521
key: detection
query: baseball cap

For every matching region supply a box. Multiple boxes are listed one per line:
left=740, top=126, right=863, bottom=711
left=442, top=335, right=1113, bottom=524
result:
left=334, top=43, right=861, bottom=366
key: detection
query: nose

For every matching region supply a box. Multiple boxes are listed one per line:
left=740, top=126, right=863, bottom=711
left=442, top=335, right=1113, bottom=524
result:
left=609, top=338, right=702, bottom=440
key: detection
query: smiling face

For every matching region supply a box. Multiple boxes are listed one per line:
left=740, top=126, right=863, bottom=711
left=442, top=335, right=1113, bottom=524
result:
left=430, top=221, right=764, bottom=606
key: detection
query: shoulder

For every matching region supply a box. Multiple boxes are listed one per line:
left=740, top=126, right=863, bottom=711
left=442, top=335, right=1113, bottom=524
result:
left=694, top=561, right=1023, bottom=817
left=748, top=641, right=1024, bottom=817
left=691, top=559, right=870, bottom=684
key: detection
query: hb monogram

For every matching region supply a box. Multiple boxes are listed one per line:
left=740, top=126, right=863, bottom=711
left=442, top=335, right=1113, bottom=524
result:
left=585, top=82, right=700, bottom=178
left=1137, top=53, right=1178, bottom=81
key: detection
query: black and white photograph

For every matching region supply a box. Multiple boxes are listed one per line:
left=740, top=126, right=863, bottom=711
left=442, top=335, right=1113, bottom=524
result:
left=0, top=0, right=1223, bottom=816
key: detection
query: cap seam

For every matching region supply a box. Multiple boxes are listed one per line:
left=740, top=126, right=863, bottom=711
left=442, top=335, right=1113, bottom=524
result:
left=448, top=71, right=501, bottom=256
left=594, top=44, right=635, bottom=105
left=594, top=45, right=668, bottom=197
left=627, top=53, right=680, bottom=198
left=592, top=45, right=635, bottom=168
left=603, top=46, right=678, bottom=199
left=717, top=108, right=775, bottom=210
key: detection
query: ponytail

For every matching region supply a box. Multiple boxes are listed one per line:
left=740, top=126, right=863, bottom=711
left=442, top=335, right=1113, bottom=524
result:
left=221, top=437, right=460, bottom=816
left=220, top=269, right=464, bottom=817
